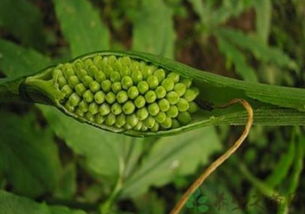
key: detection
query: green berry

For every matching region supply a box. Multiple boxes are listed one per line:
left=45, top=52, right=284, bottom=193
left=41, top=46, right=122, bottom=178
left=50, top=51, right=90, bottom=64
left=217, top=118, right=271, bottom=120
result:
left=124, top=123, right=133, bottom=130
left=79, top=100, right=88, bottom=112
left=64, top=102, right=75, bottom=112
left=177, top=98, right=189, bottom=112
left=181, top=78, right=192, bottom=88
left=155, top=112, right=166, bottom=123
left=178, top=112, right=192, bottom=125
left=123, top=101, right=135, bottom=115
left=136, top=108, right=149, bottom=120
left=135, top=96, right=146, bottom=108
left=158, top=99, right=170, bottom=112
left=161, top=78, right=174, bottom=91
left=68, top=75, right=80, bottom=88
left=95, top=71, right=106, bottom=82
left=105, top=92, right=116, bottom=104
left=127, top=86, right=139, bottom=99
left=116, top=91, right=128, bottom=104
left=83, top=90, right=94, bottom=103
left=161, top=117, right=172, bottom=129
left=112, top=82, right=122, bottom=93
left=68, top=93, right=80, bottom=107
left=150, top=122, right=160, bottom=132
left=166, top=91, right=179, bottom=104
left=189, top=102, right=199, bottom=113
left=172, top=119, right=180, bottom=128
left=105, top=114, right=116, bottom=126
left=145, top=90, right=157, bottom=103
left=58, top=76, right=67, bottom=88
left=131, top=70, right=143, bottom=83
left=82, top=75, right=93, bottom=87
left=147, top=75, right=159, bottom=89
left=148, top=103, right=160, bottom=116
left=89, top=103, right=99, bottom=115
left=137, top=81, right=149, bottom=94
left=121, top=76, right=133, bottom=89
left=174, top=83, right=187, bottom=96
left=144, top=116, right=155, bottom=128
left=155, top=86, right=166, bottom=99
left=184, top=88, right=199, bottom=102
left=111, top=103, right=122, bottom=115
left=166, top=105, right=179, bottom=118
left=110, top=71, right=121, bottom=82
left=94, top=91, right=105, bottom=104
left=101, top=80, right=112, bottom=92
left=134, top=121, right=143, bottom=131
left=76, top=68, right=87, bottom=78
left=116, top=114, right=126, bottom=127
left=75, top=108, right=84, bottom=117
left=95, top=114, right=105, bottom=124
left=99, top=103, right=110, bottom=116
left=154, top=69, right=165, bottom=82
left=89, top=81, right=101, bottom=92
left=75, top=83, right=86, bottom=96
left=61, top=85, right=73, bottom=97
left=168, top=72, right=180, bottom=83
left=126, top=114, right=139, bottom=127
left=85, top=112, right=95, bottom=122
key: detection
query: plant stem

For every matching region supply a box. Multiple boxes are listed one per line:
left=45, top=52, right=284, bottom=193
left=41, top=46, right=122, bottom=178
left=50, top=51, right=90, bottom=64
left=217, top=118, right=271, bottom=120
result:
left=170, top=98, right=254, bottom=214
left=0, top=78, right=25, bottom=102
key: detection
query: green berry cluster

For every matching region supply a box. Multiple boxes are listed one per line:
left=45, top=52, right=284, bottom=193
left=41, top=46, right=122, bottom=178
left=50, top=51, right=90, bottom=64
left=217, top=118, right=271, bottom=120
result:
left=52, top=55, right=199, bottom=132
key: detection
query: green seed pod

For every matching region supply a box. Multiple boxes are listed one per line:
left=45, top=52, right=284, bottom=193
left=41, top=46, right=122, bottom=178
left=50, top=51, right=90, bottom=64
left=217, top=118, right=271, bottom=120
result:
left=174, top=83, right=187, bottom=96
left=112, top=82, right=122, bottom=93
left=166, top=91, right=179, bottom=104
left=89, top=103, right=99, bottom=115
left=75, top=83, right=86, bottom=96
left=116, top=91, right=128, bottom=104
left=184, top=88, right=199, bottom=102
left=178, top=112, right=192, bottom=125
left=134, top=96, right=146, bottom=108
left=145, top=90, right=157, bottom=104
left=154, top=69, right=166, bottom=82
left=83, top=90, right=94, bottom=103
left=123, top=101, right=135, bottom=115
left=150, top=122, right=160, bottom=132
left=101, top=80, right=112, bottom=92
left=110, top=71, right=121, bottom=82
left=95, top=114, right=105, bottom=124
left=172, top=119, right=180, bottom=129
left=105, top=92, right=116, bottom=104
left=99, top=103, right=110, bottom=116
left=177, top=98, right=190, bottom=112
left=85, top=112, right=95, bottom=122
left=136, top=107, right=149, bottom=120
left=148, top=103, right=160, bottom=116
left=161, top=117, right=172, bottom=129
left=158, top=99, right=170, bottom=112
left=126, top=114, right=139, bottom=127
left=166, top=105, right=179, bottom=118
left=147, top=75, right=159, bottom=89
left=61, top=85, right=73, bottom=97
left=68, top=93, right=80, bottom=107
left=79, top=100, right=89, bottom=112
left=94, top=91, right=105, bottom=104
left=105, top=113, right=116, bottom=126
left=127, top=86, right=139, bottom=99
left=155, top=86, right=166, bottom=99
left=188, top=102, right=199, bottom=113
left=121, top=76, right=133, bottom=89
left=144, top=116, right=155, bottom=129
left=82, top=75, right=94, bottom=87
left=111, top=103, right=122, bottom=115
left=155, top=112, right=166, bottom=123
left=89, top=81, right=101, bottom=93
left=58, top=76, right=67, bottom=88
left=116, top=114, right=126, bottom=127
left=161, top=78, right=174, bottom=91
left=137, top=81, right=149, bottom=94
left=168, top=72, right=180, bottom=83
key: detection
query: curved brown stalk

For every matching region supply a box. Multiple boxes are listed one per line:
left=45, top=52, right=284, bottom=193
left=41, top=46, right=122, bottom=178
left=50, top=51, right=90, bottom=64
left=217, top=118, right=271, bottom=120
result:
left=170, top=98, right=254, bottom=214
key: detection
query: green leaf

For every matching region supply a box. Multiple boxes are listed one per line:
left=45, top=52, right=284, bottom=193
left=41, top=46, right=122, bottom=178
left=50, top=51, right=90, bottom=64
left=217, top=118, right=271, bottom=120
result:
left=217, top=36, right=258, bottom=82
left=216, top=28, right=298, bottom=71
left=53, top=0, right=110, bottom=57
left=0, top=111, right=61, bottom=197
left=120, top=127, right=222, bottom=197
left=254, top=0, right=272, bottom=44
left=132, top=0, right=175, bottom=58
left=0, top=0, right=46, bottom=50
left=0, top=190, right=86, bottom=214
left=0, top=39, right=50, bottom=78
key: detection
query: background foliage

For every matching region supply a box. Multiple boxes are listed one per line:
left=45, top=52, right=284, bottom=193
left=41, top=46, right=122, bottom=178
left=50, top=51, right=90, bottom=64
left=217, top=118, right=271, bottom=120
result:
left=0, top=0, right=304, bottom=213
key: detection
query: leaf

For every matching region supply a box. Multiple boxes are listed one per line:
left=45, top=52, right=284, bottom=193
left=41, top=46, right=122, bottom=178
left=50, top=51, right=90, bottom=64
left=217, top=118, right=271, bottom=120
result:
left=0, top=111, right=61, bottom=197
left=53, top=0, right=110, bottom=57
left=39, top=105, right=144, bottom=185
left=0, top=39, right=50, bottom=79
left=216, top=28, right=298, bottom=71
left=120, top=127, right=222, bottom=197
left=254, top=0, right=272, bottom=44
left=217, top=36, right=258, bottom=82
left=0, top=0, right=46, bottom=50
left=0, top=190, right=86, bottom=214
left=132, top=0, right=176, bottom=58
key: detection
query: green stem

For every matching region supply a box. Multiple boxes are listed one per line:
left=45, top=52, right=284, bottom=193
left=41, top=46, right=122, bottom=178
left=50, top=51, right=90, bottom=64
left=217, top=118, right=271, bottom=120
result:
left=0, top=78, right=25, bottom=102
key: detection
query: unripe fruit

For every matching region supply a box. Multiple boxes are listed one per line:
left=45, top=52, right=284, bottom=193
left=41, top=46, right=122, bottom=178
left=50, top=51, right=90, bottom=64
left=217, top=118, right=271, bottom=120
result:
left=53, top=55, right=199, bottom=132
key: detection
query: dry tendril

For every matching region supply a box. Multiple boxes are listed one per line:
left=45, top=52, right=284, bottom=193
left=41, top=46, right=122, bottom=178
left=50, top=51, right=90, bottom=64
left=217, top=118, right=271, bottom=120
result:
left=170, top=98, right=254, bottom=214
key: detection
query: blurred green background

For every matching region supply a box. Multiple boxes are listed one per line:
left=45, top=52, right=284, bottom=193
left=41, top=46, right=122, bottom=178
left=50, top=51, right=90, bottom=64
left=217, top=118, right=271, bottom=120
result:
left=0, top=0, right=304, bottom=213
